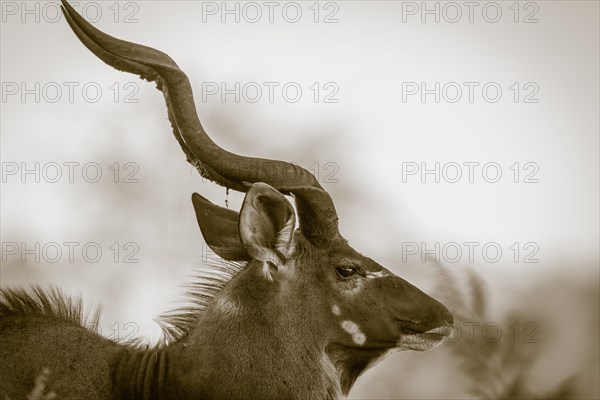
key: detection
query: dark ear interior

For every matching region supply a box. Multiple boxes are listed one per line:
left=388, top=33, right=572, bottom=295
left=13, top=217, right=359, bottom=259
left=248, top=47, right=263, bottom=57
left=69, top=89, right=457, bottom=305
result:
left=239, top=183, right=296, bottom=265
left=191, top=193, right=250, bottom=262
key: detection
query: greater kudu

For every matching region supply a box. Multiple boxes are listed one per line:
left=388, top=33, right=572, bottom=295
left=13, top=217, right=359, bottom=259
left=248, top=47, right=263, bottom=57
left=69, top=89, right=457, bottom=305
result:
left=0, top=1, right=453, bottom=399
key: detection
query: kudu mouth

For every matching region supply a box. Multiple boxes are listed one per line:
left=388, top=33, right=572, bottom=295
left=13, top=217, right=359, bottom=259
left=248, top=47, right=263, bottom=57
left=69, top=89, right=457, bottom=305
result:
left=398, top=317, right=454, bottom=335
left=396, top=310, right=454, bottom=351
left=400, top=322, right=454, bottom=347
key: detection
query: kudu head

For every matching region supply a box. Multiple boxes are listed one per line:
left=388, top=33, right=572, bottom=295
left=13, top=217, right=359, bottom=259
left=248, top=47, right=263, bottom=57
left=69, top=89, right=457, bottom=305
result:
left=61, top=0, right=453, bottom=396
left=192, top=183, right=453, bottom=393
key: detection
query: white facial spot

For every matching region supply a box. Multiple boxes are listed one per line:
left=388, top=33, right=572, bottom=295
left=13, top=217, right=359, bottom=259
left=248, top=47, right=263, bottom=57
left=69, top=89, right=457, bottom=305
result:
left=353, top=332, right=366, bottom=346
left=341, top=320, right=358, bottom=334
left=331, top=304, right=341, bottom=316
left=365, top=270, right=389, bottom=279
left=341, top=320, right=366, bottom=346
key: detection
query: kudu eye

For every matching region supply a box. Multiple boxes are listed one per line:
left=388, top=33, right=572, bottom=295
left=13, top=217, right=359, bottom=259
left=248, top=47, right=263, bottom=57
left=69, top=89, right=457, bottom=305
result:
left=336, top=266, right=357, bottom=279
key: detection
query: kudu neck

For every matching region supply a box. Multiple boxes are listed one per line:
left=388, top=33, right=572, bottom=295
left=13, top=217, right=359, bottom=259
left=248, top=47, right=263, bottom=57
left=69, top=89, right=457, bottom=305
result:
left=175, top=261, right=341, bottom=399
left=113, top=261, right=342, bottom=399
left=112, top=346, right=179, bottom=400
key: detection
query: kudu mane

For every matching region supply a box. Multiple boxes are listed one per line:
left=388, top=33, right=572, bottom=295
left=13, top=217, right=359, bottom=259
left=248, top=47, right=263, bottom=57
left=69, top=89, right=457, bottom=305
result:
left=0, top=260, right=245, bottom=346
left=157, top=260, right=244, bottom=343
left=0, top=286, right=101, bottom=334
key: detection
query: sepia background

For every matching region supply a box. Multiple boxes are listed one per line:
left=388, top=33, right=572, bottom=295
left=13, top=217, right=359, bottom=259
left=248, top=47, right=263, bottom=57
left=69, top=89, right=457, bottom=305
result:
left=1, top=1, right=598, bottom=398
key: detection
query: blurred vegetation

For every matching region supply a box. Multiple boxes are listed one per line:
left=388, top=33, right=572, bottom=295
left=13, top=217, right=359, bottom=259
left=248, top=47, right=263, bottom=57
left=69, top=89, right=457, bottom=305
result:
left=436, top=265, right=580, bottom=400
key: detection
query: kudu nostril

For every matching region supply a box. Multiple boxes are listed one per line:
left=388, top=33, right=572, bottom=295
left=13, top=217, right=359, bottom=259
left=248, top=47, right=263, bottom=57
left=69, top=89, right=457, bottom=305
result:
left=442, top=307, right=454, bottom=325
left=422, top=300, right=454, bottom=328
left=430, top=301, right=454, bottom=326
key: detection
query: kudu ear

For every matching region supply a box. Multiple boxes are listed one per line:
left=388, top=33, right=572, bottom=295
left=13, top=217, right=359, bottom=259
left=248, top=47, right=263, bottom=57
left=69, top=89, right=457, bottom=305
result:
left=239, top=183, right=296, bottom=270
left=192, top=193, right=251, bottom=262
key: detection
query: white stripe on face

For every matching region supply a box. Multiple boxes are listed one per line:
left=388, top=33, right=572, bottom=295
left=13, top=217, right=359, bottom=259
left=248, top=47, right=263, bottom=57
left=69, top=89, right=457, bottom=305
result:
left=365, top=270, right=389, bottom=279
